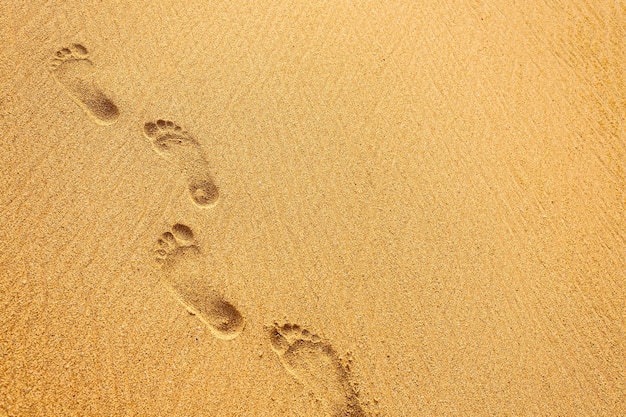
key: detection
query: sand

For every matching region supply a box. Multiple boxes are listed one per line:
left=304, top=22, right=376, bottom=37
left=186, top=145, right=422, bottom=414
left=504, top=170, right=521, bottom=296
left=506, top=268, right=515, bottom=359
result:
left=1, top=1, right=624, bottom=416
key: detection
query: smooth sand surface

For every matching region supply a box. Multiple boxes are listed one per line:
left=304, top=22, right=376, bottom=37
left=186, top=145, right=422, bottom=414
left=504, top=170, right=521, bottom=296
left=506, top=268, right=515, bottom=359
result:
left=1, top=1, right=624, bottom=416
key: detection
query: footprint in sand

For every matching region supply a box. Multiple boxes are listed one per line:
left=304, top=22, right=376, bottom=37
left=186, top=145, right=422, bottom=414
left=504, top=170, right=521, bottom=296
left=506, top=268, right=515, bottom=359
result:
left=143, top=120, right=219, bottom=208
left=155, top=223, right=244, bottom=340
left=269, top=323, right=367, bottom=417
left=50, top=44, right=119, bottom=125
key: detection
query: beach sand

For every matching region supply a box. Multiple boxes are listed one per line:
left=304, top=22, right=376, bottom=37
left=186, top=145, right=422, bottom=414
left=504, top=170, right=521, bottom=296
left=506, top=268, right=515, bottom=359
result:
left=1, top=1, right=624, bottom=415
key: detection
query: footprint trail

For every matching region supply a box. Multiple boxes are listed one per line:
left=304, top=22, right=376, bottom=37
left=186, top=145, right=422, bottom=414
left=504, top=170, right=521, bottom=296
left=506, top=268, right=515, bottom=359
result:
left=269, top=323, right=367, bottom=417
left=51, top=44, right=119, bottom=125
left=143, top=120, right=219, bottom=208
left=155, top=223, right=244, bottom=340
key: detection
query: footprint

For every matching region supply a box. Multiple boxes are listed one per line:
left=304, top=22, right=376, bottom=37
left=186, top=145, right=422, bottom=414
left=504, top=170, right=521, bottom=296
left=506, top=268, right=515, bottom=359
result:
left=269, top=323, right=367, bottom=417
left=50, top=44, right=119, bottom=125
left=155, top=223, right=244, bottom=340
left=143, top=120, right=219, bottom=208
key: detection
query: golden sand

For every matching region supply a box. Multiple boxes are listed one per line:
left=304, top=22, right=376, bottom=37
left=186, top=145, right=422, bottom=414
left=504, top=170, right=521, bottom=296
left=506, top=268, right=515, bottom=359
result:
left=1, top=1, right=624, bottom=415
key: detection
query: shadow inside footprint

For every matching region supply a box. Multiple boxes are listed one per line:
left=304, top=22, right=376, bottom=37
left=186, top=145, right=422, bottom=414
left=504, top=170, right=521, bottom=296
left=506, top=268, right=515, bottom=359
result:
left=155, top=223, right=244, bottom=340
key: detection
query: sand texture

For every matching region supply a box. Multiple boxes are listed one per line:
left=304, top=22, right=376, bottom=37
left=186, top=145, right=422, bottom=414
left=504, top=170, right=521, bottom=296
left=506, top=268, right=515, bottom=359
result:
left=1, top=1, right=625, bottom=416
